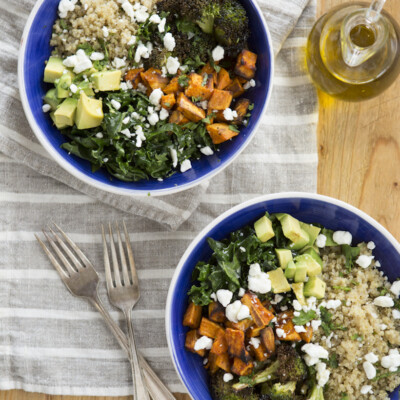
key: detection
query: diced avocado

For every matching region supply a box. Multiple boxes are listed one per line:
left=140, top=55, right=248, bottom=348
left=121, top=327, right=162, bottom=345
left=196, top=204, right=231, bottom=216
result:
left=254, top=215, right=275, bottom=243
left=50, top=111, right=68, bottom=129
left=300, top=222, right=321, bottom=246
left=301, top=247, right=323, bottom=267
left=91, top=70, right=122, bottom=91
left=54, top=98, right=78, bottom=127
left=284, top=260, right=296, bottom=279
left=294, top=254, right=322, bottom=277
left=294, top=261, right=307, bottom=283
left=72, top=81, right=95, bottom=97
left=281, top=214, right=310, bottom=251
left=75, top=92, right=104, bottom=130
left=44, top=88, right=61, bottom=111
left=275, top=249, right=293, bottom=269
left=44, top=57, right=65, bottom=83
left=304, top=276, right=326, bottom=299
left=268, top=268, right=291, bottom=293
left=274, top=213, right=286, bottom=221
left=56, top=73, right=73, bottom=99
left=291, top=282, right=307, bottom=306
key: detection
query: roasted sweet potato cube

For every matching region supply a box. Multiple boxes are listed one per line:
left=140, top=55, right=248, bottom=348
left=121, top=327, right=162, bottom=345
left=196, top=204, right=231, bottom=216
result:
left=140, top=68, right=169, bottom=90
left=214, top=110, right=228, bottom=123
left=177, top=93, right=206, bottom=122
left=206, top=123, right=239, bottom=145
left=124, top=68, right=144, bottom=89
left=226, top=78, right=245, bottom=99
left=249, top=341, right=269, bottom=362
left=226, top=318, right=253, bottom=332
left=216, top=68, right=232, bottom=90
left=231, top=357, right=254, bottom=376
left=163, top=76, right=181, bottom=95
left=211, top=330, right=228, bottom=355
left=201, top=63, right=218, bottom=83
left=241, top=293, right=275, bottom=328
left=225, top=328, right=251, bottom=362
left=247, top=325, right=263, bottom=338
left=185, top=329, right=206, bottom=357
left=209, top=301, right=226, bottom=323
left=233, top=98, right=251, bottom=124
left=208, top=89, right=233, bottom=110
left=235, top=49, right=257, bottom=80
left=237, top=76, right=248, bottom=84
left=275, top=311, right=301, bottom=342
left=185, top=73, right=214, bottom=101
left=169, top=110, right=189, bottom=125
left=207, top=352, right=220, bottom=374
left=260, top=326, right=276, bottom=354
left=215, top=352, right=231, bottom=372
left=299, top=325, right=313, bottom=343
left=199, top=317, right=224, bottom=339
left=183, top=302, right=203, bottom=329
left=161, top=93, right=176, bottom=110
left=261, top=300, right=275, bottom=313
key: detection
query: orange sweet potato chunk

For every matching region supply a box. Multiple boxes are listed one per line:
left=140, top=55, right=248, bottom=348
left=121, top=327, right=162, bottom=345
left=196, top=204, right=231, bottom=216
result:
left=176, top=93, right=206, bottom=122
left=169, top=110, right=189, bottom=125
left=233, top=98, right=251, bottom=124
left=161, top=93, right=176, bottom=110
left=210, top=330, right=228, bottom=355
left=260, top=326, right=276, bottom=354
left=249, top=340, right=269, bottom=362
left=231, top=357, right=254, bottom=376
left=225, top=328, right=251, bottom=362
left=185, top=329, right=206, bottom=357
left=206, top=123, right=239, bottom=145
left=225, top=318, right=253, bottom=332
left=140, top=68, right=169, bottom=90
left=208, top=301, right=226, bottom=323
left=215, top=352, right=231, bottom=372
left=225, top=78, right=245, bottom=99
left=275, top=311, right=302, bottom=342
left=199, top=317, right=224, bottom=339
left=241, top=293, right=275, bottom=328
left=235, top=49, right=257, bottom=80
left=216, top=68, right=232, bottom=90
left=299, top=325, right=313, bottom=343
left=183, top=302, right=203, bottom=329
left=208, top=89, right=233, bottom=111
left=124, top=68, right=144, bottom=89
left=201, top=63, right=218, bottom=84
left=185, top=73, right=214, bottom=101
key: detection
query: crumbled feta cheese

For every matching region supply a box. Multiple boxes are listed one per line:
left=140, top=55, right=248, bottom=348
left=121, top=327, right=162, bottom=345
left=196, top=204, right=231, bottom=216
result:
left=111, top=99, right=121, bottom=110
left=200, top=146, right=214, bottom=156
left=90, top=52, right=105, bottom=61
left=381, top=352, right=400, bottom=370
left=249, top=337, right=261, bottom=349
left=315, top=234, right=327, bottom=248
left=194, top=336, right=213, bottom=351
left=367, top=241, right=376, bottom=250
left=149, top=14, right=161, bottom=24
left=226, top=300, right=242, bottom=323
left=393, top=309, right=400, bottom=319
left=127, top=35, right=137, bottom=46
left=212, top=45, right=224, bottom=61
left=134, top=5, right=149, bottom=22
left=58, top=0, right=77, bottom=18
left=365, top=352, right=379, bottom=364
left=121, top=128, right=132, bottom=138
left=200, top=100, right=208, bottom=110
left=243, top=79, right=256, bottom=90
left=122, top=116, right=130, bottom=124
left=240, top=247, right=246, bottom=253
left=134, top=42, right=151, bottom=63
left=121, top=0, right=134, bottom=20
left=311, top=320, right=322, bottom=331
left=163, top=32, right=176, bottom=51
left=63, top=55, right=78, bottom=68
left=292, top=300, right=302, bottom=311
left=332, top=231, right=352, bottom=245
left=301, top=343, right=329, bottom=362
left=325, top=300, right=342, bottom=310
left=210, top=292, right=217, bottom=301
left=102, top=26, right=109, bottom=38
left=42, top=104, right=51, bottom=113
left=149, top=88, right=163, bottom=106
left=187, top=31, right=195, bottom=39
left=71, top=49, right=93, bottom=73
left=158, top=18, right=166, bottom=33
left=363, top=361, right=376, bottom=379
left=180, top=159, right=192, bottom=173
left=69, top=83, right=78, bottom=93
left=236, top=304, right=250, bottom=321
left=223, top=373, right=234, bottom=382
left=248, top=263, right=271, bottom=294
left=166, top=56, right=180, bottom=74
left=95, top=132, right=103, bottom=139
left=316, top=362, right=330, bottom=387
left=373, top=296, right=394, bottom=307
left=238, top=288, right=245, bottom=297
left=295, top=325, right=307, bottom=333
left=216, top=289, right=233, bottom=307
left=274, top=294, right=284, bottom=304
left=276, top=328, right=286, bottom=338
left=356, top=255, right=374, bottom=269
left=360, top=385, right=372, bottom=394
left=390, top=281, right=400, bottom=297
left=375, top=260, right=381, bottom=268
left=113, top=57, right=126, bottom=69
left=159, top=108, right=169, bottom=121
left=222, top=108, right=238, bottom=121
left=148, top=112, right=159, bottom=126
left=135, top=125, right=146, bottom=147
left=170, top=148, right=178, bottom=168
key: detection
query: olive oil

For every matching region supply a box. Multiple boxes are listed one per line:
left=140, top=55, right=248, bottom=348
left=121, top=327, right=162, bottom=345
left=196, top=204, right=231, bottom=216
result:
left=306, top=2, right=400, bottom=101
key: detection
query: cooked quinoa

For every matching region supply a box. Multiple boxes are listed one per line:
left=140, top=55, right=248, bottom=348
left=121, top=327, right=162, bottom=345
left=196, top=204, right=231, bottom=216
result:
left=50, top=0, right=156, bottom=61
left=318, top=244, right=400, bottom=400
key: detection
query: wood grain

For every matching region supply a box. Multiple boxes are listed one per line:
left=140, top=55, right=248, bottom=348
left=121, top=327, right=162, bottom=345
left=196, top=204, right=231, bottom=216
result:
left=1, top=1, right=400, bottom=400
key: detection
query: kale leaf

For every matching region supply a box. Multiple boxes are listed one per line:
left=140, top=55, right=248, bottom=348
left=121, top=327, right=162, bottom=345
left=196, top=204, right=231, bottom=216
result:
left=292, top=310, right=317, bottom=326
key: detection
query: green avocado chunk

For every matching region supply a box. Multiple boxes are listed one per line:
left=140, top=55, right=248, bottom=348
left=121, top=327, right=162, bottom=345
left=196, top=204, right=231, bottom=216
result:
left=275, top=248, right=293, bottom=269
left=294, top=261, right=307, bottom=283
left=44, top=57, right=65, bottom=83
left=280, top=214, right=310, bottom=251
left=56, top=73, right=73, bottom=99
left=284, top=260, right=296, bottom=279
left=53, top=98, right=78, bottom=128
left=91, top=70, right=122, bottom=91
left=75, top=92, right=104, bottom=130
left=300, top=222, right=321, bottom=246
left=301, top=247, right=323, bottom=267
left=304, top=276, right=326, bottom=299
left=291, top=282, right=307, bottom=306
left=44, top=88, right=61, bottom=111
left=268, top=268, right=291, bottom=293
left=294, top=254, right=322, bottom=277
left=254, top=215, right=275, bottom=243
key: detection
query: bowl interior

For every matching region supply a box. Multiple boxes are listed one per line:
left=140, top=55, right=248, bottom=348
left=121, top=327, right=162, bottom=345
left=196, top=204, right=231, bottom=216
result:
left=21, top=0, right=273, bottom=194
left=167, top=196, right=400, bottom=400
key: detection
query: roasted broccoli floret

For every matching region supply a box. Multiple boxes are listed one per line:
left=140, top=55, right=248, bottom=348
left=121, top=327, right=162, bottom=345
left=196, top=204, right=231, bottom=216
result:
left=194, top=0, right=220, bottom=34
left=261, top=381, right=297, bottom=400
left=144, top=47, right=171, bottom=69
left=213, top=0, right=249, bottom=55
left=211, top=371, right=258, bottom=400
left=307, top=385, right=324, bottom=400
left=276, top=344, right=308, bottom=383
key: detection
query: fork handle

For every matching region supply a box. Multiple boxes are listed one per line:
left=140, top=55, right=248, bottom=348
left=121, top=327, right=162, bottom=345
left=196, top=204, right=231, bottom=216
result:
left=125, top=309, right=151, bottom=400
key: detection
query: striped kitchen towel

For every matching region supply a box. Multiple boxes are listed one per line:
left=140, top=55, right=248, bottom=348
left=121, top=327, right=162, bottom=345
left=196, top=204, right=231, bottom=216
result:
left=0, top=0, right=318, bottom=396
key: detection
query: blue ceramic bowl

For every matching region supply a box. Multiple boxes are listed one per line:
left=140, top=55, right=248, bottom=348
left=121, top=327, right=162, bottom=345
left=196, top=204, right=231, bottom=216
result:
left=18, top=0, right=274, bottom=196
left=166, top=192, right=400, bottom=399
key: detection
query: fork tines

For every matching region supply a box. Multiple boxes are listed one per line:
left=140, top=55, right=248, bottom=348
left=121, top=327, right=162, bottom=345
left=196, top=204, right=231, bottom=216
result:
left=102, top=222, right=139, bottom=289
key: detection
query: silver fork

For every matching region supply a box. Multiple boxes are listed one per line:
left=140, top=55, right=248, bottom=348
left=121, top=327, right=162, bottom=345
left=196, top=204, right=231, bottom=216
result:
left=102, top=222, right=150, bottom=400
left=35, top=224, right=175, bottom=400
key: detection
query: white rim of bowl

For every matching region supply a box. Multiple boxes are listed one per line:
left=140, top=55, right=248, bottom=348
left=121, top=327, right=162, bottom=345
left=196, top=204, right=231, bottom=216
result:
left=165, top=191, right=400, bottom=398
left=18, top=0, right=275, bottom=197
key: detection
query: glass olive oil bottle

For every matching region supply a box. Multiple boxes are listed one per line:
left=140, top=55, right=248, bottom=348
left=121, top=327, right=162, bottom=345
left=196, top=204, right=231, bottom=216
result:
left=306, top=2, right=400, bottom=101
